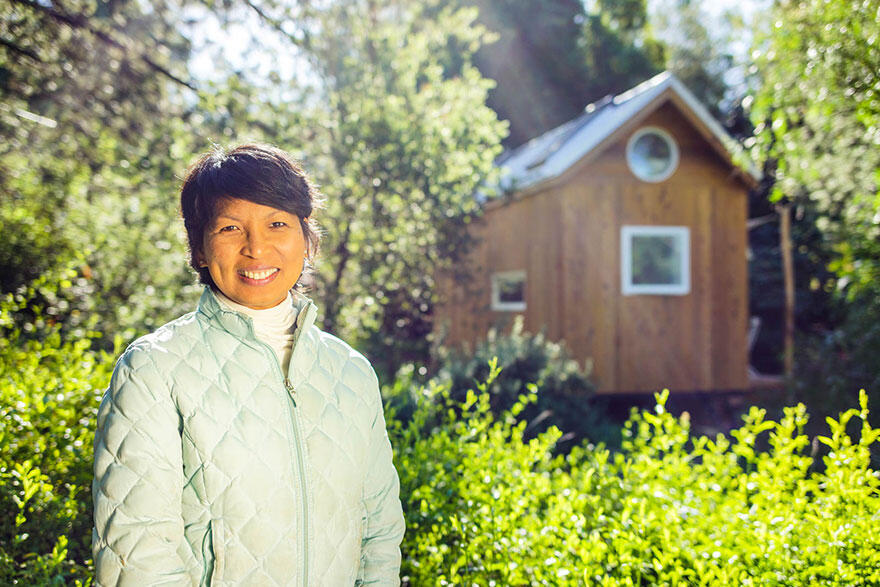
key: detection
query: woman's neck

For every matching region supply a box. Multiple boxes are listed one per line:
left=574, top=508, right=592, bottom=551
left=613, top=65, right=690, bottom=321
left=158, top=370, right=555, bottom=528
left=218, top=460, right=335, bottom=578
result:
left=213, top=288, right=299, bottom=372
left=214, top=289, right=296, bottom=326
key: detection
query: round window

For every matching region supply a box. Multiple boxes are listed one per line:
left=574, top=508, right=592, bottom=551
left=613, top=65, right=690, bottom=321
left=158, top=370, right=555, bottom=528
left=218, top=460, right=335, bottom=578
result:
left=626, top=126, right=679, bottom=183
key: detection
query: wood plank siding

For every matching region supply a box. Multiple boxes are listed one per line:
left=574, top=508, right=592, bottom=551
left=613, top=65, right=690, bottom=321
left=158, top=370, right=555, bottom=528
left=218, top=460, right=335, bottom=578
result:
left=436, top=102, right=749, bottom=393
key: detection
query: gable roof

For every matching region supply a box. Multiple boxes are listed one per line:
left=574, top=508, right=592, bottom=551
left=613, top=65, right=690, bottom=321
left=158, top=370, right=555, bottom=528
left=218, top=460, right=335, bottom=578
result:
left=493, top=71, right=760, bottom=195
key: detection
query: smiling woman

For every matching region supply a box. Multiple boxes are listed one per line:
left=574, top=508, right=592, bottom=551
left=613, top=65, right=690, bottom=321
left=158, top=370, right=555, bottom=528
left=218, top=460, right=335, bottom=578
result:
left=179, top=144, right=321, bottom=296
left=200, top=198, right=307, bottom=310
left=91, top=143, right=405, bottom=585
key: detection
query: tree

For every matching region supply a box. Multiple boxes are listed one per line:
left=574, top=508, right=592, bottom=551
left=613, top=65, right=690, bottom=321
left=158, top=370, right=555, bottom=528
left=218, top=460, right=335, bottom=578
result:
left=647, top=0, right=736, bottom=118
left=752, top=0, right=879, bottom=298
left=751, top=0, right=880, bottom=409
left=0, top=0, right=210, bottom=341
left=451, top=0, right=663, bottom=146
left=286, top=1, right=506, bottom=376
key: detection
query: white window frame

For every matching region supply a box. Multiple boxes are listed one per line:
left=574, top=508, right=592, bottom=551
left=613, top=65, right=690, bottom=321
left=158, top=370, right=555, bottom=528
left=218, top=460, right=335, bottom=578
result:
left=626, top=126, right=680, bottom=183
left=491, top=270, right=526, bottom=311
left=621, top=225, right=690, bottom=296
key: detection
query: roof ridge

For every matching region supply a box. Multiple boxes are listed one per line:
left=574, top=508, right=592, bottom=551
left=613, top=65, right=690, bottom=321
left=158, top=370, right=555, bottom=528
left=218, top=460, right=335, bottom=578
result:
left=492, top=70, right=758, bottom=195
left=613, top=70, right=673, bottom=105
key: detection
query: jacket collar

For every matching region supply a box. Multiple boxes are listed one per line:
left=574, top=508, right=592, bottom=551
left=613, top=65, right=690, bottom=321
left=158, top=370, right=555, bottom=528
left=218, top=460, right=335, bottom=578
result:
left=196, top=286, right=318, bottom=341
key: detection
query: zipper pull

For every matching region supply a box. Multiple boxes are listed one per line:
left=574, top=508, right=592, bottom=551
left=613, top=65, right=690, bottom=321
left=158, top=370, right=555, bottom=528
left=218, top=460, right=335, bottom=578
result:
left=284, top=377, right=296, bottom=406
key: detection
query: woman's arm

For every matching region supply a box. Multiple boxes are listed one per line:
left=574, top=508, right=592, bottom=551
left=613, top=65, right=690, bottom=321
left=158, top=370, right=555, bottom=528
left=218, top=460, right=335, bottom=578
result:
left=92, top=348, right=191, bottom=586
left=359, top=370, right=406, bottom=585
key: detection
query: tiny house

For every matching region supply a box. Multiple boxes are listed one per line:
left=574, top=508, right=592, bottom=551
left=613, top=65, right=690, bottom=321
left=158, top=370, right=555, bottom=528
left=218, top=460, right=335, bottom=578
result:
left=436, top=72, right=759, bottom=394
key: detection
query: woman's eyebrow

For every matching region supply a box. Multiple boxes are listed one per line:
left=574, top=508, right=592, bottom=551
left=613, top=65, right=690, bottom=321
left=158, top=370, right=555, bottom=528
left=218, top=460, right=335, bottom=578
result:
left=213, top=209, right=291, bottom=223
left=213, top=214, right=242, bottom=223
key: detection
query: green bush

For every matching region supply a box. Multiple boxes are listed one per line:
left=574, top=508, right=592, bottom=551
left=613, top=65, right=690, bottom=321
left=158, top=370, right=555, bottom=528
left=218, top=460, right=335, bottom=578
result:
left=392, top=362, right=880, bottom=585
left=433, top=317, right=616, bottom=446
left=2, top=281, right=879, bottom=585
left=0, top=285, right=110, bottom=584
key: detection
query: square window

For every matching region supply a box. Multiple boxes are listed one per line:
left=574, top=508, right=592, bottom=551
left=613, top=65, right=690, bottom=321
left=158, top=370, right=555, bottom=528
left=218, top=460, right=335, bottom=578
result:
left=621, top=226, right=690, bottom=295
left=491, top=271, right=526, bottom=311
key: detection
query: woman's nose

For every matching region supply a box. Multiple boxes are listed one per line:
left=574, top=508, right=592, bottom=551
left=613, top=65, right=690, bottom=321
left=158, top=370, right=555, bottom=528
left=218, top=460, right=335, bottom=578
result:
left=242, top=230, right=267, bottom=257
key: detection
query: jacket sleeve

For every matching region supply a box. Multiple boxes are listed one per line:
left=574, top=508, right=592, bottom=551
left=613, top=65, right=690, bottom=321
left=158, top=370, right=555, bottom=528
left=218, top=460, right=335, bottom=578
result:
left=92, top=347, right=191, bottom=586
left=360, top=369, right=406, bottom=585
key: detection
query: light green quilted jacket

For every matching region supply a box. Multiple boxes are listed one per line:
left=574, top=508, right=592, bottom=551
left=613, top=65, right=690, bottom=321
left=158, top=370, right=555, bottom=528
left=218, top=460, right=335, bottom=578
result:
left=92, top=288, right=405, bottom=586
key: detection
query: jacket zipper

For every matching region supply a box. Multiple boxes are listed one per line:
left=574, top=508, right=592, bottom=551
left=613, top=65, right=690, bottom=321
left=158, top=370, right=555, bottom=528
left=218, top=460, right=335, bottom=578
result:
left=216, top=300, right=314, bottom=587
left=284, top=375, right=309, bottom=587
left=256, top=333, right=310, bottom=587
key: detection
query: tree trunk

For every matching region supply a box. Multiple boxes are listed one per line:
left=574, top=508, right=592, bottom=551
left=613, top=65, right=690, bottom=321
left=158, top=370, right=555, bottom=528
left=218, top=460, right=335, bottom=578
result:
left=777, top=202, right=795, bottom=378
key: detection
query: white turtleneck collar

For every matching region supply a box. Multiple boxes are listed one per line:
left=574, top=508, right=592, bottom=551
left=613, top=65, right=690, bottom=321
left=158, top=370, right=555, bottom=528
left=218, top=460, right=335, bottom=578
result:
left=213, top=289, right=299, bottom=374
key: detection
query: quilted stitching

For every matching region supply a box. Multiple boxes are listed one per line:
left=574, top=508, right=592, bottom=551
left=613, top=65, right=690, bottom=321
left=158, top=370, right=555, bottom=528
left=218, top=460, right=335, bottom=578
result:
left=93, top=288, right=404, bottom=586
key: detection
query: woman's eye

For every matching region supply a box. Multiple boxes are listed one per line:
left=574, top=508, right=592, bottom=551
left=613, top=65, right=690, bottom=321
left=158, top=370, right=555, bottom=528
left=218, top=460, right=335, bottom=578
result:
left=218, top=225, right=238, bottom=233
left=270, top=221, right=288, bottom=228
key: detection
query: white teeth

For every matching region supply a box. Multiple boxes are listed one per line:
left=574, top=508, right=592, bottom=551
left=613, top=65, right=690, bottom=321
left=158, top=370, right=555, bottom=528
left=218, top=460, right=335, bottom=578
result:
left=241, top=269, right=277, bottom=280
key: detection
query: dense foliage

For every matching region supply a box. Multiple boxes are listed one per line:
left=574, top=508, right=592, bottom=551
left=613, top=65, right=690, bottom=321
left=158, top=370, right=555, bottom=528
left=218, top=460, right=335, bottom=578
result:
left=432, top=317, right=618, bottom=448
left=2, top=289, right=877, bottom=584
left=394, top=366, right=880, bottom=585
left=0, top=280, right=111, bottom=582
left=751, top=0, right=880, bottom=417
left=0, top=0, right=203, bottom=342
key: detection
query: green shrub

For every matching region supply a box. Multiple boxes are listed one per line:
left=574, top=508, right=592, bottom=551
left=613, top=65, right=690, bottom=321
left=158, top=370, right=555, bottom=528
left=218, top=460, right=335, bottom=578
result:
left=433, top=317, right=616, bottom=446
left=0, top=285, right=110, bottom=584
left=392, top=363, right=880, bottom=585
left=2, top=277, right=879, bottom=585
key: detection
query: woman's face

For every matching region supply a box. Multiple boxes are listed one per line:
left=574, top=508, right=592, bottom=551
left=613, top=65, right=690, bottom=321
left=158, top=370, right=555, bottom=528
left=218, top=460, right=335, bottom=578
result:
left=199, top=197, right=306, bottom=310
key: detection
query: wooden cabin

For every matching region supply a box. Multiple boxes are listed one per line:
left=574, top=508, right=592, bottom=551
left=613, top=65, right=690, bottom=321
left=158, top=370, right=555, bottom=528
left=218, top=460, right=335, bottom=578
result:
left=436, top=72, right=760, bottom=394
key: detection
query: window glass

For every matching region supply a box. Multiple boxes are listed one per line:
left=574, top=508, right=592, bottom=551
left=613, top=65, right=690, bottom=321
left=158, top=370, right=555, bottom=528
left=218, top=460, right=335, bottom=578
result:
left=631, top=234, right=682, bottom=285
left=491, top=271, right=526, bottom=310
left=497, top=275, right=524, bottom=303
left=626, top=127, right=679, bottom=182
left=621, top=226, right=690, bottom=295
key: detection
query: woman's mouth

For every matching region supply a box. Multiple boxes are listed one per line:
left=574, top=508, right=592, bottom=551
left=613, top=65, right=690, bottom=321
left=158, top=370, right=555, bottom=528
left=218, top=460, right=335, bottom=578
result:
left=238, top=268, right=279, bottom=284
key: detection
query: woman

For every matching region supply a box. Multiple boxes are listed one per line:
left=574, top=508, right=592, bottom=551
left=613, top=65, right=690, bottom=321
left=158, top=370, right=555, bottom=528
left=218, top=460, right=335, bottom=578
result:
left=92, top=143, right=405, bottom=586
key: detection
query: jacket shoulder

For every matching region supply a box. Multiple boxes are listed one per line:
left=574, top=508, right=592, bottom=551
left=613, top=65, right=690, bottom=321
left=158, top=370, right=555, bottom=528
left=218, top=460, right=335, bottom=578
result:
left=121, top=311, right=202, bottom=360
left=112, top=311, right=205, bottom=383
left=306, top=327, right=380, bottom=391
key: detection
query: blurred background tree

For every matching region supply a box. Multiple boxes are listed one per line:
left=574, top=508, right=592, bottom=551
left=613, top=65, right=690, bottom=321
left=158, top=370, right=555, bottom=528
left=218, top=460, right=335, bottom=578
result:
left=1, top=0, right=876, bottom=407
left=751, top=0, right=880, bottom=418
left=447, top=0, right=664, bottom=147
left=1, top=0, right=508, bottom=380
left=0, top=0, right=204, bottom=341
left=648, top=0, right=734, bottom=119
left=206, top=0, right=507, bottom=377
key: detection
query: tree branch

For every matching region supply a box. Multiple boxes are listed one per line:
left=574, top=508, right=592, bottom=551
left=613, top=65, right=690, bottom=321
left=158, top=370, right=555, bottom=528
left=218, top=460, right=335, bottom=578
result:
left=242, top=0, right=311, bottom=51
left=0, top=38, right=42, bottom=62
left=10, top=0, right=197, bottom=91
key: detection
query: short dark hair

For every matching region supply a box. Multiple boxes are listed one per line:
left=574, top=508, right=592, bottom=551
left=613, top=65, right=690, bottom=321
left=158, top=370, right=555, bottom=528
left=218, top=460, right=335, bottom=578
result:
left=179, top=143, right=322, bottom=288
